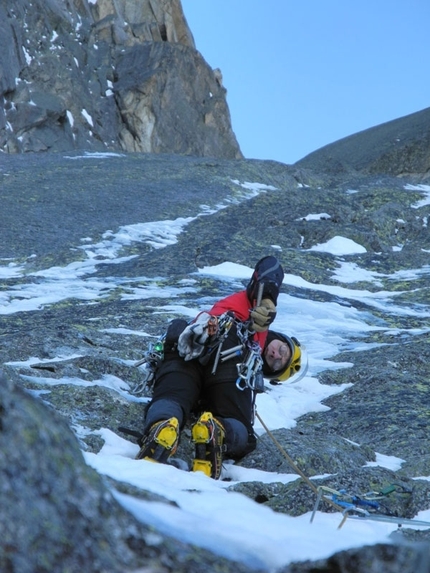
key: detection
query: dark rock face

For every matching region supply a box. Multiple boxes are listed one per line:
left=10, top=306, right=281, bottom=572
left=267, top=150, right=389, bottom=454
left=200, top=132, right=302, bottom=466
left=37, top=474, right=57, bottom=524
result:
left=0, top=0, right=242, bottom=159
left=114, top=41, right=241, bottom=156
left=295, top=107, right=430, bottom=176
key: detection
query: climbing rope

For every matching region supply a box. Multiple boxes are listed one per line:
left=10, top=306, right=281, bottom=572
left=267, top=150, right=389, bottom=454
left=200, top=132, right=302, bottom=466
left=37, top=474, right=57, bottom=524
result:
left=255, top=411, right=345, bottom=515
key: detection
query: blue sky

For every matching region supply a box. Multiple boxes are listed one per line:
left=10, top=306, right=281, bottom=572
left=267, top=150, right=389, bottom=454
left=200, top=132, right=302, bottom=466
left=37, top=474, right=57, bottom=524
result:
left=181, top=1, right=430, bottom=164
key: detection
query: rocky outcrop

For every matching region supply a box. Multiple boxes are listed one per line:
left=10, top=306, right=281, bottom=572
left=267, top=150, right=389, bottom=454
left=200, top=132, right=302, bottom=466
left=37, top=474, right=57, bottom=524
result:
left=0, top=0, right=242, bottom=158
left=114, top=41, right=241, bottom=156
left=295, top=107, right=430, bottom=176
left=0, top=371, right=137, bottom=572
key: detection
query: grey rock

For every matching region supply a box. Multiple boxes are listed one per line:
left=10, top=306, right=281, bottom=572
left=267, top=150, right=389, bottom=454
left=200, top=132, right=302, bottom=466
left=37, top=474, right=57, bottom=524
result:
left=282, top=542, right=430, bottom=573
left=240, top=425, right=376, bottom=477
left=0, top=370, right=145, bottom=572
left=300, top=339, right=430, bottom=477
left=0, top=0, right=242, bottom=159
left=114, top=41, right=241, bottom=157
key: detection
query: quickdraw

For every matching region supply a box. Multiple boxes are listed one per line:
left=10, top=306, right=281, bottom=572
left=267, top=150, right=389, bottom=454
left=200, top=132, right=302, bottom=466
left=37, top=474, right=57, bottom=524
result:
left=310, top=485, right=430, bottom=530
left=213, top=318, right=265, bottom=393
left=235, top=343, right=264, bottom=392
left=207, top=312, right=235, bottom=373
left=130, top=334, right=165, bottom=395
left=233, top=281, right=266, bottom=393
left=235, top=320, right=265, bottom=392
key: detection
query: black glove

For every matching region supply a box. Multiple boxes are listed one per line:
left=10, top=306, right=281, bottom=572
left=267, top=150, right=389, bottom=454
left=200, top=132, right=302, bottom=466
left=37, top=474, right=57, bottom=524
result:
left=250, top=299, right=276, bottom=332
left=246, top=256, right=284, bottom=305
left=177, top=312, right=218, bottom=361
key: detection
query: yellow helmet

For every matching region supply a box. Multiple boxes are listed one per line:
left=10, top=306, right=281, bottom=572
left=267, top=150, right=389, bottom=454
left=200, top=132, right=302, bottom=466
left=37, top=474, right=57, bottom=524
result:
left=263, top=331, right=303, bottom=383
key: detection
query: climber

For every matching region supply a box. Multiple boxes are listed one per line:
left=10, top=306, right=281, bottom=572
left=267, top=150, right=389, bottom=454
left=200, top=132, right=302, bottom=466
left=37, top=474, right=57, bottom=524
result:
left=135, top=256, right=303, bottom=479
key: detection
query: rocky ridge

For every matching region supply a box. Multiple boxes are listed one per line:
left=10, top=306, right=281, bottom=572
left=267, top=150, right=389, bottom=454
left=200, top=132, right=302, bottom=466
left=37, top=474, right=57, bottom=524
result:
left=296, top=106, right=430, bottom=177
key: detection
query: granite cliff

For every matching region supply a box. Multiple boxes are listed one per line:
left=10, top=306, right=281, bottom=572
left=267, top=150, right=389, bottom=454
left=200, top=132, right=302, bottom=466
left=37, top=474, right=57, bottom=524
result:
left=0, top=0, right=241, bottom=158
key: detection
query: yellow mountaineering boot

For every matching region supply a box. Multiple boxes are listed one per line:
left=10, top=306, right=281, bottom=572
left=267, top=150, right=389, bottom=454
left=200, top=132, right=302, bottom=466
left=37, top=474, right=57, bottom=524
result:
left=191, top=412, right=225, bottom=479
left=135, top=417, right=179, bottom=464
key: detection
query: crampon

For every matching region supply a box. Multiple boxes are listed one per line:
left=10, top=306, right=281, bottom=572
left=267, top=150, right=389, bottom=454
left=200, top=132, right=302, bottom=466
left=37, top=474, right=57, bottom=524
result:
left=191, top=412, right=225, bottom=479
left=135, top=417, right=179, bottom=464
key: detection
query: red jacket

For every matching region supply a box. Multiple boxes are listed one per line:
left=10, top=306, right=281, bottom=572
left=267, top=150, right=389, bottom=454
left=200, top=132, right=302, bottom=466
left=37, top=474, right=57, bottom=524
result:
left=209, top=290, right=268, bottom=350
